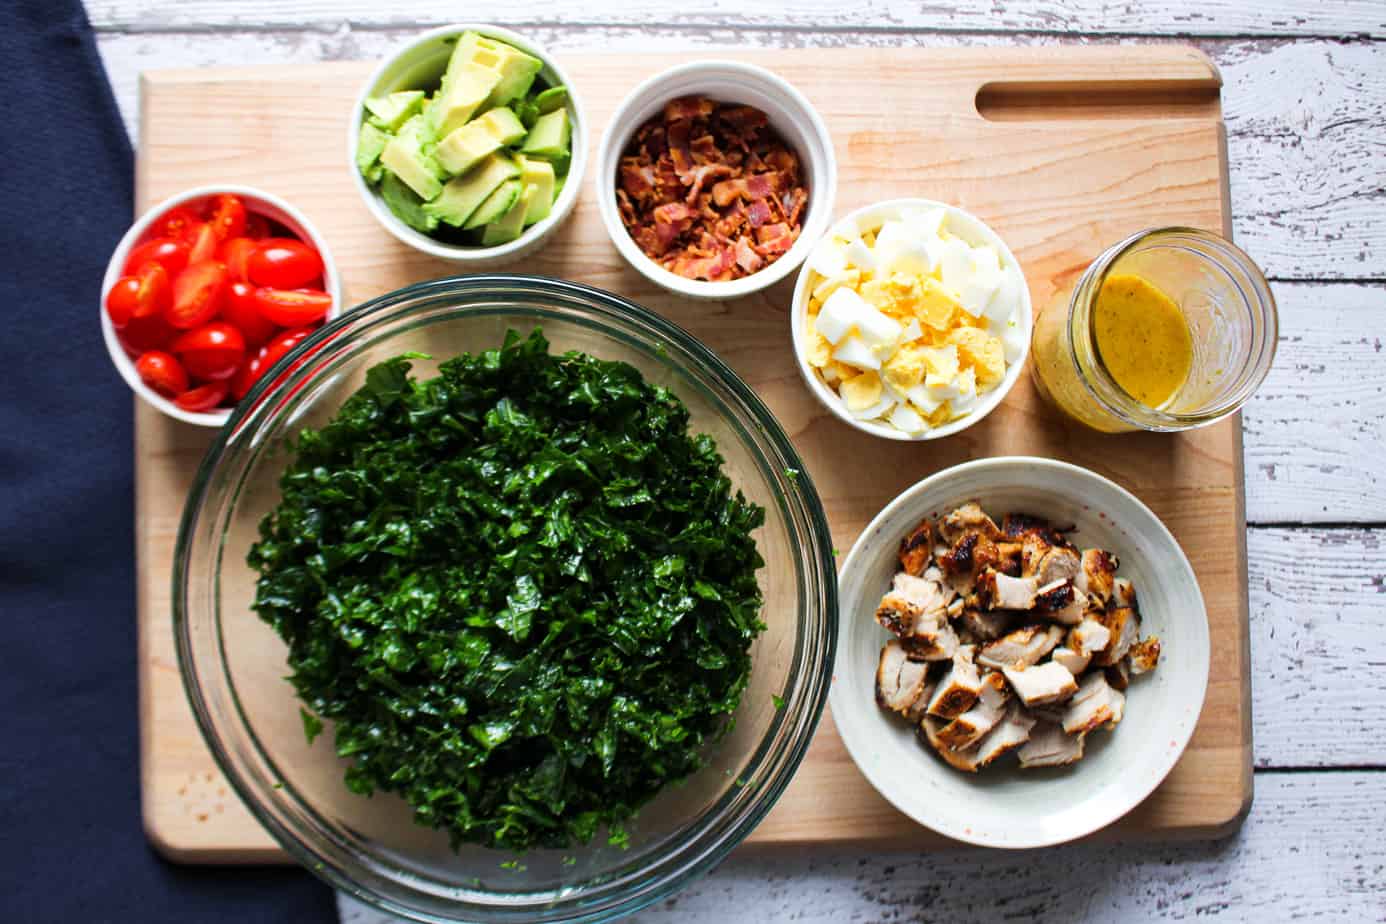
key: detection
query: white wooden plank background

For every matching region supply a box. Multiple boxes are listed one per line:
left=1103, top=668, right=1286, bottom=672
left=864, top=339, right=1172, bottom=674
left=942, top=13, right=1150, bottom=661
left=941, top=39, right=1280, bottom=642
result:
left=88, top=3, right=1386, bottom=921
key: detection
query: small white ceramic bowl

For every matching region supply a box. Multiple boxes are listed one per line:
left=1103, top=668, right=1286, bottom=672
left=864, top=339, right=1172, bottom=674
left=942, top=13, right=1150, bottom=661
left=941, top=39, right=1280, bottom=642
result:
left=791, top=199, right=1032, bottom=441
left=101, top=185, right=343, bottom=427
left=830, top=457, right=1210, bottom=848
left=348, top=24, right=587, bottom=268
left=596, top=60, right=837, bottom=300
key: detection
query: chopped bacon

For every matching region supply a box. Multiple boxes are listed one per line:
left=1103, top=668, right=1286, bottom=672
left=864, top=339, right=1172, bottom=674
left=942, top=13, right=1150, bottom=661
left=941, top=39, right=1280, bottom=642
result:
left=617, top=96, right=808, bottom=282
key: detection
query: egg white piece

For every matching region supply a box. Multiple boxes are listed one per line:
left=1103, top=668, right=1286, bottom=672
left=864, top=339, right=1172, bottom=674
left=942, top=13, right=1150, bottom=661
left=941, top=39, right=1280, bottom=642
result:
left=898, top=318, right=923, bottom=343
left=1001, top=321, right=1028, bottom=364
left=888, top=403, right=928, bottom=433
left=831, top=335, right=882, bottom=370
left=856, top=306, right=904, bottom=349
left=902, top=207, right=947, bottom=240
left=904, top=383, right=944, bottom=415
left=846, top=392, right=897, bottom=420
left=845, top=238, right=877, bottom=273
left=830, top=218, right=861, bottom=243
left=937, top=238, right=974, bottom=296
left=984, top=266, right=1023, bottom=324
left=816, top=287, right=871, bottom=344
left=808, top=238, right=849, bottom=279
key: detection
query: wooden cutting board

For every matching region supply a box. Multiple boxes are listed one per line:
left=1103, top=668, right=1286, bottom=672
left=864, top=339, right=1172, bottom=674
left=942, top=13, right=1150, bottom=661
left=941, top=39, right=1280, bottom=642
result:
left=135, top=45, right=1250, bottom=862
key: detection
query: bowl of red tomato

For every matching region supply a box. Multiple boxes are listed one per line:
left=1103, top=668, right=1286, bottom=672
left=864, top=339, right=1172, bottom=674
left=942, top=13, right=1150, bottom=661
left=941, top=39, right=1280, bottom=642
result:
left=102, top=186, right=342, bottom=426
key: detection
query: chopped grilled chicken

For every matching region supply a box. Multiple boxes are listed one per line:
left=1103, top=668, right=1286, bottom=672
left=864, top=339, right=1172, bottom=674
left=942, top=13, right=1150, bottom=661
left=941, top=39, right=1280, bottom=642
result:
left=898, top=518, right=934, bottom=576
left=1018, top=720, right=1086, bottom=769
left=1062, top=672, right=1126, bottom=734
left=1068, top=619, right=1111, bottom=659
left=900, top=616, right=960, bottom=661
left=1129, top=636, right=1162, bottom=674
left=946, top=596, right=965, bottom=619
left=921, top=717, right=981, bottom=772
left=974, top=569, right=1040, bottom=611
left=1050, top=645, right=1091, bottom=676
left=903, top=675, right=937, bottom=723
left=923, top=564, right=945, bottom=583
left=1034, top=579, right=1085, bottom=625
left=1003, top=661, right=1079, bottom=706
left=1075, top=549, right=1119, bottom=604
left=969, top=702, right=1037, bottom=768
left=1105, top=658, right=1131, bottom=691
left=994, top=540, right=1025, bottom=576
left=1036, top=546, right=1081, bottom=586
left=1027, top=701, right=1069, bottom=725
left=875, top=591, right=923, bottom=636
left=1002, top=512, right=1071, bottom=548
left=1094, top=604, right=1140, bottom=666
left=926, top=651, right=984, bottom=719
left=939, top=532, right=1003, bottom=593
left=1112, top=576, right=1138, bottom=608
left=934, top=672, right=1010, bottom=750
left=958, top=606, right=1014, bottom=641
left=939, top=501, right=1002, bottom=544
left=1020, top=532, right=1052, bottom=577
left=892, top=572, right=945, bottom=613
left=875, top=639, right=931, bottom=713
left=977, top=624, right=1065, bottom=670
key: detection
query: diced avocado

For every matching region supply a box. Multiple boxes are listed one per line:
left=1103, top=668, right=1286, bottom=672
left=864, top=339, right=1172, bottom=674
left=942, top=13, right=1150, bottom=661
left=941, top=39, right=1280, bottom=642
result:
left=434, top=107, right=528, bottom=175
left=457, top=35, right=541, bottom=110
left=520, top=108, right=571, bottom=160
left=533, top=86, right=568, bottom=115
left=428, top=61, right=503, bottom=141
left=463, top=179, right=522, bottom=230
left=379, top=173, right=439, bottom=234
left=477, top=108, right=527, bottom=145
left=481, top=184, right=535, bottom=245
left=517, top=156, right=555, bottom=226
left=356, top=123, right=391, bottom=184
left=515, top=98, right=540, bottom=129
left=364, top=90, right=425, bottom=132
left=379, top=115, right=445, bottom=200
left=423, top=152, right=521, bottom=228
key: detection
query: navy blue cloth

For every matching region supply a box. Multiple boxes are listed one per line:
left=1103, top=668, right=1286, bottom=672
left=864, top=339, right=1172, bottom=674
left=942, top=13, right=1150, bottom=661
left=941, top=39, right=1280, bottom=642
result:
left=0, top=3, right=335, bottom=921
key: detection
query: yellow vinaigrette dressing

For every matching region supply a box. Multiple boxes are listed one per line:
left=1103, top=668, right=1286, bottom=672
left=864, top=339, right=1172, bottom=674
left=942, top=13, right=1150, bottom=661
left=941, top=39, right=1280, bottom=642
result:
left=1091, top=273, right=1193, bottom=409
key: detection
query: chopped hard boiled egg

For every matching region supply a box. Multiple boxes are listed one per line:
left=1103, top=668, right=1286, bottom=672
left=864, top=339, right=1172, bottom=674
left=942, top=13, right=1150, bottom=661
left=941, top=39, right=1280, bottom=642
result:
left=803, top=204, right=1027, bottom=434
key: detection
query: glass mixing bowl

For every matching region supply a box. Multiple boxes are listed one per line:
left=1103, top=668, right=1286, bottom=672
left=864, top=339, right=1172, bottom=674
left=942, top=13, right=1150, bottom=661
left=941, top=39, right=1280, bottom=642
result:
left=174, top=276, right=837, bottom=923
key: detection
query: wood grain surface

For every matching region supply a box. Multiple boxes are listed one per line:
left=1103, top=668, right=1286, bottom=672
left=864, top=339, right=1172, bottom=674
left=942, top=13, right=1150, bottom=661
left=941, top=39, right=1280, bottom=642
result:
left=134, top=44, right=1253, bottom=863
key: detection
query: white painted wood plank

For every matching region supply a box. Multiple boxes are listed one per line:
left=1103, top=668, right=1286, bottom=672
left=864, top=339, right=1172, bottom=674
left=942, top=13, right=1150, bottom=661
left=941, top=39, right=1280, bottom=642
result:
left=1249, top=528, right=1386, bottom=766
left=86, top=0, right=1386, bottom=38
left=92, top=31, right=1386, bottom=284
left=1244, top=282, right=1386, bottom=524
left=336, top=771, right=1386, bottom=923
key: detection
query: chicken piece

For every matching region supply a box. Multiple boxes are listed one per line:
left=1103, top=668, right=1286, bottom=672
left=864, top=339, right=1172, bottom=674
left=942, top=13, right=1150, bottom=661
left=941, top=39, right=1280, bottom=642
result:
left=903, top=675, right=938, bottom=723
left=994, top=540, right=1025, bottom=577
left=1062, top=672, right=1127, bottom=735
left=1035, top=546, right=1081, bottom=586
left=1018, top=720, right=1086, bottom=769
left=898, top=518, right=934, bottom=576
left=939, top=501, right=1002, bottom=544
left=934, top=672, right=1010, bottom=750
left=1105, top=658, right=1131, bottom=691
left=1112, top=576, right=1138, bottom=608
left=874, top=592, right=922, bottom=637
left=938, top=531, right=1001, bottom=591
left=1050, top=645, right=1090, bottom=676
left=1003, top=661, right=1079, bottom=707
left=876, top=574, right=945, bottom=637
left=921, top=717, right=980, bottom=772
left=926, top=650, right=984, bottom=719
left=974, top=569, right=1040, bottom=611
left=1003, top=512, right=1071, bottom=548
left=874, top=639, right=931, bottom=713
left=1075, top=549, right=1119, bottom=604
left=1027, top=701, right=1069, bottom=725
left=1095, top=604, right=1140, bottom=666
left=970, top=702, right=1037, bottom=768
left=1034, top=579, right=1085, bottom=625
left=1068, top=618, right=1112, bottom=659
left=1129, top=636, right=1162, bottom=674
left=892, top=572, right=945, bottom=612
left=977, top=624, right=1065, bottom=670
left=958, top=606, right=1015, bottom=641
left=946, top=595, right=965, bottom=619
left=900, top=616, right=960, bottom=661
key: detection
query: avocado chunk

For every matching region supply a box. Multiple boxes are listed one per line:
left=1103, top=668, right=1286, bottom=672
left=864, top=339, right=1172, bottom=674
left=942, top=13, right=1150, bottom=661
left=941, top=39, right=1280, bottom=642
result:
left=428, top=61, right=503, bottom=141
left=379, top=115, right=445, bottom=201
left=423, top=152, right=521, bottom=228
left=433, top=107, right=528, bottom=176
left=517, top=155, right=556, bottom=226
left=533, top=86, right=568, bottom=115
left=463, top=35, right=542, bottom=110
left=481, top=184, right=535, bottom=245
left=356, top=123, right=391, bottom=184
left=364, top=89, right=425, bottom=131
left=520, top=108, right=571, bottom=160
left=463, top=179, right=522, bottom=230
left=379, top=173, right=439, bottom=233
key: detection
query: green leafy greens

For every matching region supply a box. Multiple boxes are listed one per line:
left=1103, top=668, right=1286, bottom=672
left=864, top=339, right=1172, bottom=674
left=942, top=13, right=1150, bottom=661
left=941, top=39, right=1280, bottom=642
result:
left=248, top=329, right=766, bottom=852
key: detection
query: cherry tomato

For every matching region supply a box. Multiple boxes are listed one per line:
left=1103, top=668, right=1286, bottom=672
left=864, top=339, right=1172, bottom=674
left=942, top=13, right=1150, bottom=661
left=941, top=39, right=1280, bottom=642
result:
left=208, top=194, right=247, bottom=242
left=153, top=206, right=203, bottom=243
left=247, top=238, right=324, bottom=290
left=167, top=261, right=228, bottom=329
left=233, top=327, right=313, bottom=399
left=125, top=237, right=191, bottom=277
left=221, top=238, right=258, bottom=282
left=187, top=223, right=219, bottom=265
left=171, top=322, right=246, bottom=381
left=174, top=381, right=230, bottom=412
left=251, top=286, right=331, bottom=327
left=134, top=350, right=189, bottom=398
left=222, top=281, right=278, bottom=347
left=106, top=262, right=171, bottom=328
left=105, top=277, right=141, bottom=330
left=243, top=213, right=271, bottom=239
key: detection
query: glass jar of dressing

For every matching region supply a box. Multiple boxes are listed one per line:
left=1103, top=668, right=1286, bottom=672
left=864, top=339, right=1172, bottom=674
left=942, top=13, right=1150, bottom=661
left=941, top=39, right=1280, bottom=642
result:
left=1031, top=227, right=1277, bottom=432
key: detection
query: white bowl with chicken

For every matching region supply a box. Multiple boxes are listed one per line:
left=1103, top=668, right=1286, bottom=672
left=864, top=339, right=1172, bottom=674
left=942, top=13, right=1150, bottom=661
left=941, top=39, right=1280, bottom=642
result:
left=829, top=457, right=1210, bottom=848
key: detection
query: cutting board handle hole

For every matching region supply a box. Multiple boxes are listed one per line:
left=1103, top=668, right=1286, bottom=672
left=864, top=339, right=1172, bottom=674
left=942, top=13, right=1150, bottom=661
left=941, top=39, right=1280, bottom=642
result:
left=976, top=80, right=1220, bottom=122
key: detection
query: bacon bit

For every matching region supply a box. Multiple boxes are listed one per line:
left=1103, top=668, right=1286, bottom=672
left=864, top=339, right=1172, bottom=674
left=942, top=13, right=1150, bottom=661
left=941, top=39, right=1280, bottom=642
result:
left=617, top=96, right=808, bottom=282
